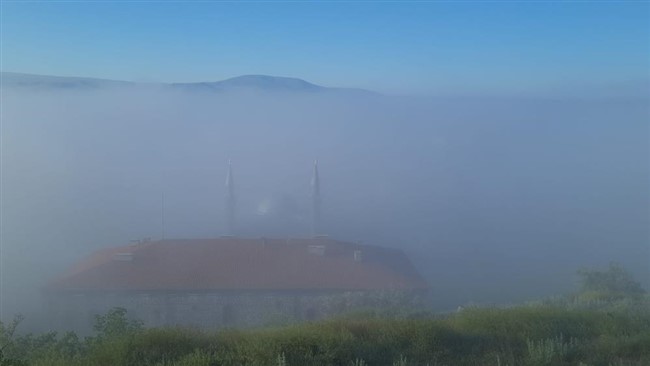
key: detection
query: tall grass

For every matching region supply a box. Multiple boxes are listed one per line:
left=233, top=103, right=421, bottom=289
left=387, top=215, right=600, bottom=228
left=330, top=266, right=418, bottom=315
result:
left=1, top=300, right=649, bottom=366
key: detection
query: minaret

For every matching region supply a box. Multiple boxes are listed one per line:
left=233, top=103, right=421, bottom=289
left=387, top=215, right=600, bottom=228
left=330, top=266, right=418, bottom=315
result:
left=225, top=159, right=235, bottom=236
left=311, top=160, right=321, bottom=237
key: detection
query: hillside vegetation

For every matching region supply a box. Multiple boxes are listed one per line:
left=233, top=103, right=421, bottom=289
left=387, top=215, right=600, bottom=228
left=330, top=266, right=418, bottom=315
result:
left=1, top=264, right=648, bottom=366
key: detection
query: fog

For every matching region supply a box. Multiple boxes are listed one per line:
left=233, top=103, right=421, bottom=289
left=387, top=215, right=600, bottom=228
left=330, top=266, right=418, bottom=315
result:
left=1, top=86, right=648, bottom=330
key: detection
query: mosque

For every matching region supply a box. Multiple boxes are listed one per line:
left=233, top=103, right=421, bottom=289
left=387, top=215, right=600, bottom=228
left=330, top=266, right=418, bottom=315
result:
left=45, top=162, right=430, bottom=332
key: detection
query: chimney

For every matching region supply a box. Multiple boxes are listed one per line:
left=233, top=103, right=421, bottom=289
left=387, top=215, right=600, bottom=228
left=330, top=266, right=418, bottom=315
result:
left=311, top=160, right=321, bottom=237
left=224, top=159, right=235, bottom=236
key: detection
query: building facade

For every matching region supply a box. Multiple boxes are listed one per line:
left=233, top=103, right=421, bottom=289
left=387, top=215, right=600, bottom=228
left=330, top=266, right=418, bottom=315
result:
left=45, top=237, right=430, bottom=333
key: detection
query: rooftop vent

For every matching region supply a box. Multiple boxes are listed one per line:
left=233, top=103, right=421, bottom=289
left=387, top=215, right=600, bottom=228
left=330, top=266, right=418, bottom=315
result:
left=113, top=252, right=134, bottom=262
left=308, top=244, right=326, bottom=256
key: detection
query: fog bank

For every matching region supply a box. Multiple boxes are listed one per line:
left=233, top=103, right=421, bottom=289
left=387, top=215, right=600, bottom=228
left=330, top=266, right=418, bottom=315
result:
left=1, top=88, right=648, bottom=329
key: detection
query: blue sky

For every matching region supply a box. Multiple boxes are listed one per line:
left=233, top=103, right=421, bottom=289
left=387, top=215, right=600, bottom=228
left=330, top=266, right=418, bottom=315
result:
left=1, top=1, right=649, bottom=94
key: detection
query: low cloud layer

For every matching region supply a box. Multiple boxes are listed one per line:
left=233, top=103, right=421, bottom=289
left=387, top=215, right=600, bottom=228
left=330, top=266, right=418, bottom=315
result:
left=1, top=86, right=648, bottom=329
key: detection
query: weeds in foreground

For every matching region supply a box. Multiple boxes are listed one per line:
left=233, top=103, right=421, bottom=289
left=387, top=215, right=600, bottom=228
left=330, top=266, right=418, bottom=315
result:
left=526, top=335, right=579, bottom=365
left=1, top=300, right=649, bottom=366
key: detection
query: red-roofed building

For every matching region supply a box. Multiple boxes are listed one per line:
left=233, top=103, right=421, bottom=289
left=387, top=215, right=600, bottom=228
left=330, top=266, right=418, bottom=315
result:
left=45, top=237, right=430, bottom=332
left=45, top=163, right=430, bottom=332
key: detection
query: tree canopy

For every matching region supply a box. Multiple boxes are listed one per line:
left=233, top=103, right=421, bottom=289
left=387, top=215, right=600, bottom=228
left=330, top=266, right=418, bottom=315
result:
left=577, top=262, right=645, bottom=298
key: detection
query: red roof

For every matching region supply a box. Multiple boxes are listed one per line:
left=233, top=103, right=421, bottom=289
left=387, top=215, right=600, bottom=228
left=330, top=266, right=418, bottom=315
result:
left=47, top=237, right=429, bottom=292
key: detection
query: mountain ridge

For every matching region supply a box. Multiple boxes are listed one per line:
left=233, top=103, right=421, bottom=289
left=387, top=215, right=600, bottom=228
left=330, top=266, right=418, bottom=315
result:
left=1, top=72, right=377, bottom=95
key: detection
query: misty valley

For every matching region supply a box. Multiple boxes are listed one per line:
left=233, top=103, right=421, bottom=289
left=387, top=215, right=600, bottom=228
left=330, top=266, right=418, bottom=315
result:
left=1, top=73, right=648, bottom=366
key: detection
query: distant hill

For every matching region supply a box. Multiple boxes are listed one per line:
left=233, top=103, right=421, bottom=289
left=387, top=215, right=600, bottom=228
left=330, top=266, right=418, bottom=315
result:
left=1, top=72, right=133, bottom=89
left=1, top=72, right=377, bottom=95
left=172, top=75, right=325, bottom=93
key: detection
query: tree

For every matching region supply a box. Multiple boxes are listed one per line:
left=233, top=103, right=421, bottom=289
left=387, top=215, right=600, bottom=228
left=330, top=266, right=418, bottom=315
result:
left=93, top=307, right=143, bottom=340
left=577, top=262, right=645, bottom=299
left=0, top=315, right=27, bottom=366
